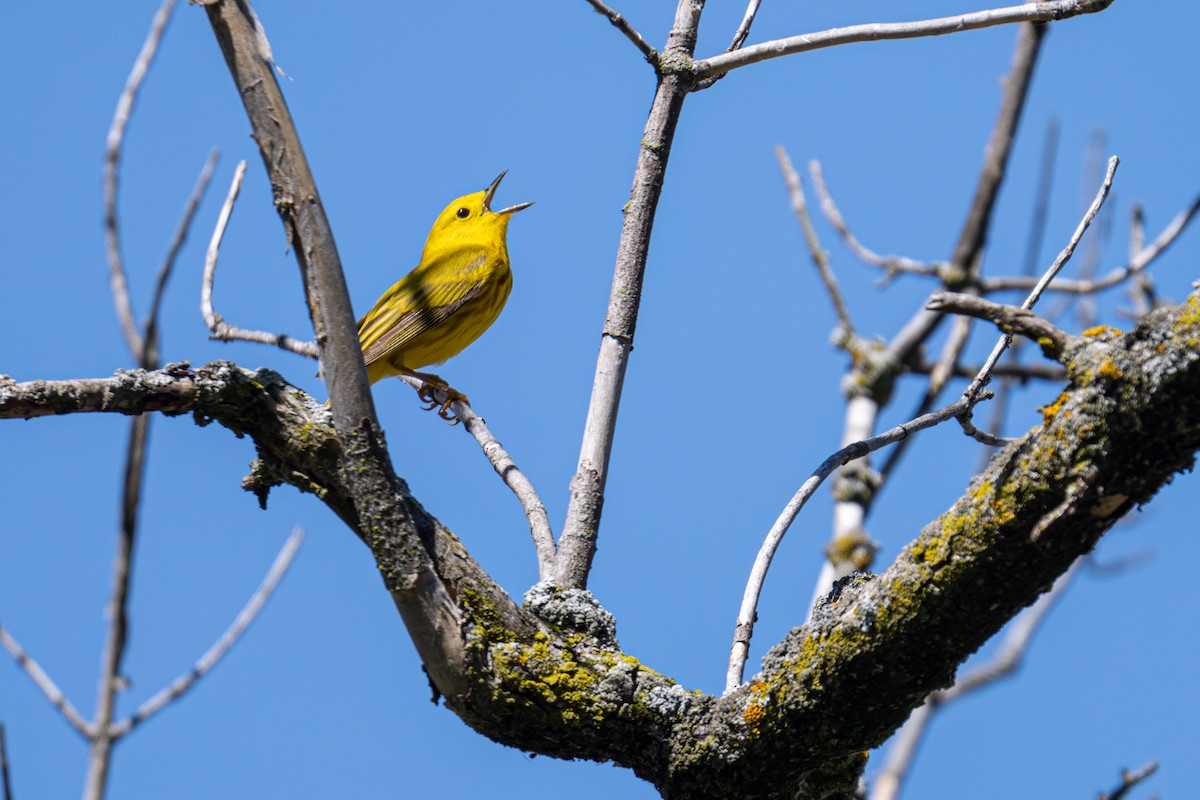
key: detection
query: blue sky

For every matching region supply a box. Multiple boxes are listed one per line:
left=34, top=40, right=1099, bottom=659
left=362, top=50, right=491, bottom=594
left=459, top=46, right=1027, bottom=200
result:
left=2, top=2, right=1198, bottom=798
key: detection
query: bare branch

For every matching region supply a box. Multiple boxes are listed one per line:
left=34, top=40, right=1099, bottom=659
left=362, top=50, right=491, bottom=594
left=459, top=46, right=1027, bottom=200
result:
left=726, top=392, right=984, bottom=692
left=693, top=0, right=1114, bottom=80
left=142, top=149, right=219, bottom=368
left=0, top=722, right=11, bottom=800
left=1098, top=761, right=1159, bottom=800
left=105, top=0, right=177, bottom=360
left=809, top=160, right=944, bottom=281
left=398, top=377, right=557, bottom=580
left=728, top=0, right=764, bottom=52
left=983, top=192, right=1200, bottom=294
left=964, top=157, right=1118, bottom=402
left=872, top=561, right=1081, bottom=800
left=85, top=411, right=152, bottom=800
left=776, top=146, right=853, bottom=335
left=928, top=292, right=1072, bottom=359
left=201, top=161, right=319, bottom=359
left=113, top=527, right=304, bottom=737
left=204, top=0, right=375, bottom=431
left=557, top=4, right=705, bottom=588
left=0, top=624, right=91, bottom=738
left=907, top=359, right=1065, bottom=382
left=1021, top=119, right=1062, bottom=278
left=950, top=21, right=1046, bottom=274
left=581, top=0, right=657, bottom=63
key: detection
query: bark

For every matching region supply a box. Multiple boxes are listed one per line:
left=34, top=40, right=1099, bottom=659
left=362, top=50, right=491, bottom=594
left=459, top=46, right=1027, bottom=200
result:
left=3, top=291, right=1198, bottom=797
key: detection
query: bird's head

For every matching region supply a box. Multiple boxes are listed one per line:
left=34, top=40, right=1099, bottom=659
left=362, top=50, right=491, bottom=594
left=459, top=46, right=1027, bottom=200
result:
left=424, top=171, right=533, bottom=254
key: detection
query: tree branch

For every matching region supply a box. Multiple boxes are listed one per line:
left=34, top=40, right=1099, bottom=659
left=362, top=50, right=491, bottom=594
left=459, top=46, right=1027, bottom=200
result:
left=692, top=0, right=1114, bottom=80
left=3, top=280, right=1200, bottom=796
left=928, top=292, right=1073, bottom=359
left=557, top=1, right=705, bottom=588
left=0, top=625, right=92, bottom=738
left=397, top=376, right=557, bottom=579
left=871, top=559, right=1080, bottom=800
left=113, top=527, right=304, bottom=736
left=105, top=0, right=176, bottom=360
left=202, top=0, right=373, bottom=430
left=201, top=160, right=320, bottom=358
left=982, top=192, right=1200, bottom=294
left=581, top=0, right=657, bottom=63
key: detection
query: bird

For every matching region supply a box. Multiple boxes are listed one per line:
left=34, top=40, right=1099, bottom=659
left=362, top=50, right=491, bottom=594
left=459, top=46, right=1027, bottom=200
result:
left=356, top=171, right=531, bottom=421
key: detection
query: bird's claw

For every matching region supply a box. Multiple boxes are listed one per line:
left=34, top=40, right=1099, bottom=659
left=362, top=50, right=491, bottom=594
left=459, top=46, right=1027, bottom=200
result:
left=417, top=384, right=469, bottom=425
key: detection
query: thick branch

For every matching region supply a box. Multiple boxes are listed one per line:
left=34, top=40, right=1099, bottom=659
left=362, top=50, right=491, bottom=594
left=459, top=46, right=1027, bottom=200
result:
left=4, top=287, right=1200, bottom=794
left=202, top=0, right=374, bottom=431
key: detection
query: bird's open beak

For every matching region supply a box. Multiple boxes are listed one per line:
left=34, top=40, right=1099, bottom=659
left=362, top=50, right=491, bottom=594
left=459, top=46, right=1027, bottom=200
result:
left=483, top=170, right=534, bottom=216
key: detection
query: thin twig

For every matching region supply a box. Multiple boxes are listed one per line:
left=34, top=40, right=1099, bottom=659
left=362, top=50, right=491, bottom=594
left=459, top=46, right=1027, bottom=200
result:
left=581, top=0, right=657, bottom=62
left=928, top=293, right=1072, bottom=359
left=1124, top=205, right=1158, bottom=318
left=398, top=377, right=557, bottom=580
left=85, top=411, right=151, bottom=800
left=142, top=149, right=219, bottom=368
left=693, top=0, right=1114, bottom=79
left=980, top=118, right=1062, bottom=457
left=113, top=527, right=304, bottom=737
left=907, top=359, right=1064, bottom=382
left=728, top=0, right=764, bottom=51
left=982, top=193, right=1200, bottom=295
left=1021, top=119, right=1062, bottom=279
left=0, top=721, right=10, bottom=800
left=950, top=21, right=1046, bottom=275
left=201, top=161, right=320, bottom=359
left=871, top=561, right=1081, bottom=800
left=776, top=146, right=853, bottom=335
left=875, top=315, right=974, bottom=487
left=726, top=392, right=984, bottom=692
left=963, top=157, right=1118, bottom=404
left=0, top=625, right=91, bottom=738
left=1098, top=761, right=1159, bottom=800
left=809, top=160, right=944, bottom=281
left=105, top=0, right=177, bottom=360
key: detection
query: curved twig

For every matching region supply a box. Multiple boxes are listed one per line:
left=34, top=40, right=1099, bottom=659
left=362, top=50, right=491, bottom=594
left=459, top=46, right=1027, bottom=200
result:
left=777, top=146, right=853, bottom=335
left=201, top=161, right=320, bottom=359
left=105, top=0, right=177, bottom=361
left=726, top=393, right=978, bottom=692
left=809, top=160, right=944, bottom=281
left=398, top=377, right=557, bottom=580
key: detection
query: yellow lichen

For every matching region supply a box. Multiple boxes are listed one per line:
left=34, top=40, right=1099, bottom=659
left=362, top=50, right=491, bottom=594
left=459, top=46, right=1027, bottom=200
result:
left=1098, top=359, right=1124, bottom=380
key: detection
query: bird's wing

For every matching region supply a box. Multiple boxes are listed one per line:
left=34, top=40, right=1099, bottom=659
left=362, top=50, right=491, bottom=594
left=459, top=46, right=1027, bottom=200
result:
left=359, top=279, right=484, bottom=367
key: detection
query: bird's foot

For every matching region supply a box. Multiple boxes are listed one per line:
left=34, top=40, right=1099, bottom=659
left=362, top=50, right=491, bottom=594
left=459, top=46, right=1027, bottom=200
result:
left=403, top=370, right=470, bottom=424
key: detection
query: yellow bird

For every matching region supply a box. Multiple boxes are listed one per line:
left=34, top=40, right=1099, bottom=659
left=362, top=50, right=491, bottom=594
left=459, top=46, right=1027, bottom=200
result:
left=357, top=171, right=531, bottom=420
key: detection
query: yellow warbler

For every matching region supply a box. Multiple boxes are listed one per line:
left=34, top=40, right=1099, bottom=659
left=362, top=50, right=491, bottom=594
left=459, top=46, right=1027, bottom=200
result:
left=357, top=171, right=531, bottom=419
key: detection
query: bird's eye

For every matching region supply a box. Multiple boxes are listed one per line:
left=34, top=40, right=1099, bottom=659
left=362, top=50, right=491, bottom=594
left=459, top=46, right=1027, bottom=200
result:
left=456, top=207, right=470, bottom=219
